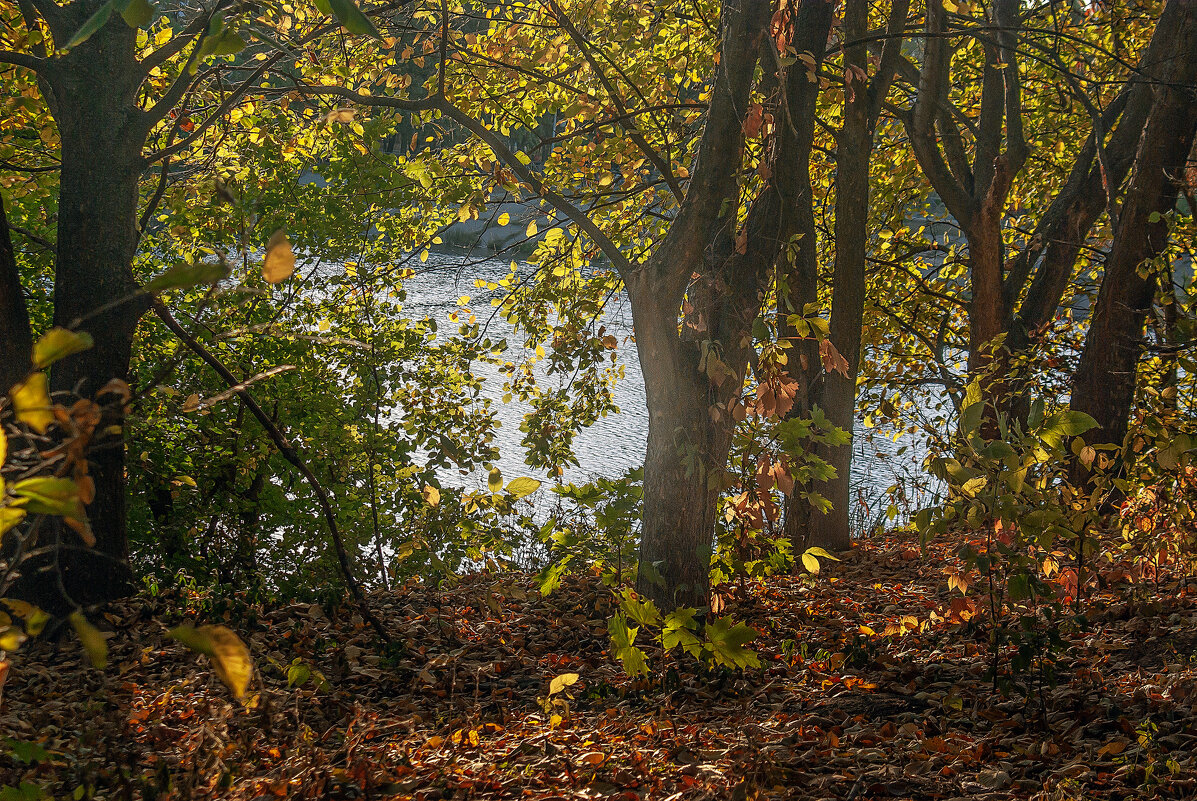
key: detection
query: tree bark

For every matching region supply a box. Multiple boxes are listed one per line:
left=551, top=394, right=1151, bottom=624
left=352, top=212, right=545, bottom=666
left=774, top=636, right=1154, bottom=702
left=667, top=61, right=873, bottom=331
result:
left=631, top=0, right=772, bottom=609
left=1070, top=0, right=1197, bottom=478
left=0, top=193, right=33, bottom=394
left=789, top=0, right=906, bottom=551
left=42, top=13, right=148, bottom=604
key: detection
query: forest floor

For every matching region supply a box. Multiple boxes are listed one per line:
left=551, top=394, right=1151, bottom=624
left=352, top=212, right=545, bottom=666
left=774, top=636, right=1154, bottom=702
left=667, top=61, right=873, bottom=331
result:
left=3, top=531, right=1197, bottom=801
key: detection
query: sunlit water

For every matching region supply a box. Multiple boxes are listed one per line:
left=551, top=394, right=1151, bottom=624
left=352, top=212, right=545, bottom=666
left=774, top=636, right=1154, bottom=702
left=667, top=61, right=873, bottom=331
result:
left=399, top=253, right=933, bottom=533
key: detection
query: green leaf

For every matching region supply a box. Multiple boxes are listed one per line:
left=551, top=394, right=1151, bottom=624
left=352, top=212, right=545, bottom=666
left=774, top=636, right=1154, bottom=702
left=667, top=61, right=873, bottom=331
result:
left=704, top=616, right=759, bottom=670
left=618, top=588, right=661, bottom=627
left=1039, top=410, right=1099, bottom=448
left=32, top=328, right=93, bottom=369
left=120, top=0, right=155, bottom=28
left=4, top=738, right=50, bottom=765
left=69, top=612, right=108, bottom=668
left=662, top=608, right=703, bottom=658
left=11, top=477, right=85, bottom=520
left=505, top=476, right=541, bottom=499
left=327, top=0, right=381, bottom=38
left=607, top=613, right=648, bottom=676
left=64, top=0, right=115, bottom=49
left=200, top=28, right=247, bottom=57
left=313, top=0, right=332, bottom=13
left=287, top=659, right=311, bottom=688
left=144, top=260, right=230, bottom=293
left=959, top=400, right=984, bottom=435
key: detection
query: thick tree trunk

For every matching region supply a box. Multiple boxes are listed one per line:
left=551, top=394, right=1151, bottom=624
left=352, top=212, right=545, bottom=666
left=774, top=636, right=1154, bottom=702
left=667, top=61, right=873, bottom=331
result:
left=1071, top=3, right=1197, bottom=479
left=42, top=16, right=148, bottom=605
left=0, top=194, right=33, bottom=393
left=632, top=296, right=726, bottom=609
left=627, top=0, right=770, bottom=609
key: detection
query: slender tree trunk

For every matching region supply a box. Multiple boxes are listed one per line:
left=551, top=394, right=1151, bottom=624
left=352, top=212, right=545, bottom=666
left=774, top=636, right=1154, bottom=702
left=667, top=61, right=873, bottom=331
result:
left=0, top=193, right=33, bottom=393
left=805, top=9, right=871, bottom=551
left=1071, top=3, right=1197, bottom=479
left=775, top=0, right=836, bottom=549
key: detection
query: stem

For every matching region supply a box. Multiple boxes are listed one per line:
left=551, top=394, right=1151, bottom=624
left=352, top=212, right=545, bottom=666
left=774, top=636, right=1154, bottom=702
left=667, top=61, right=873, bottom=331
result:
left=152, top=299, right=393, bottom=644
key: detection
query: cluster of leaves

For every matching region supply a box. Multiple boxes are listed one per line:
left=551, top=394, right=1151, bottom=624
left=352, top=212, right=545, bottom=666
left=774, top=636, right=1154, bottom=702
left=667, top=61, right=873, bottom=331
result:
left=915, top=381, right=1114, bottom=694
left=606, top=588, right=760, bottom=676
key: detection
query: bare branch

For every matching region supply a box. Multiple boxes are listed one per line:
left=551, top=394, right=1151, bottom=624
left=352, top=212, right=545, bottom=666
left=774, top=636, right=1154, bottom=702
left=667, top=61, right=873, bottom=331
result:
left=433, top=98, right=635, bottom=278
left=543, top=0, right=684, bottom=202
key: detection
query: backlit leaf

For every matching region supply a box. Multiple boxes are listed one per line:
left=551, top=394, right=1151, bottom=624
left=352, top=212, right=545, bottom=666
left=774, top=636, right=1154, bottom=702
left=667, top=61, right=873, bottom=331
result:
left=548, top=672, right=578, bottom=694
left=10, top=372, right=54, bottom=434
left=32, top=328, right=93, bottom=369
left=263, top=229, right=296, bottom=283
left=169, top=624, right=254, bottom=698
left=69, top=612, right=108, bottom=668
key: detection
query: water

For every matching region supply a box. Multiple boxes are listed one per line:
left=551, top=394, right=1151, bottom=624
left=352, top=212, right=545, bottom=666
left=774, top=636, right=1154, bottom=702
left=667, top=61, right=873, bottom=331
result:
left=399, top=253, right=930, bottom=533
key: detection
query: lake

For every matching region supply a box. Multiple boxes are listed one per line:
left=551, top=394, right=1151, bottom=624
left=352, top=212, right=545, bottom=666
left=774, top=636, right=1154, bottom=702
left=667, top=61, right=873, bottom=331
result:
left=400, top=253, right=933, bottom=534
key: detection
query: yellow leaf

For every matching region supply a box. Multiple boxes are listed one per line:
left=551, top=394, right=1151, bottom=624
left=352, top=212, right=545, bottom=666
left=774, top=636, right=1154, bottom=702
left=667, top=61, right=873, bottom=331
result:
left=169, top=624, right=253, bottom=698
left=488, top=467, right=503, bottom=493
left=10, top=372, right=54, bottom=434
left=497, top=212, right=510, bottom=226
left=69, top=612, right=108, bottom=668
left=549, top=672, right=579, bottom=694
left=262, top=229, right=296, bottom=283
left=0, top=427, right=6, bottom=466
left=423, top=484, right=440, bottom=507
left=0, top=626, right=27, bottom=651
left=32, top=327, right=94, bottom=368
left=2, top=599, right=49, bottom=636
left=525, top=219, right=538, bottom=237
left=802, top=552, right=820, bottom=574
left=204, top=625, right=253, bottom=698
left=0, top=507, right=25, bottom=540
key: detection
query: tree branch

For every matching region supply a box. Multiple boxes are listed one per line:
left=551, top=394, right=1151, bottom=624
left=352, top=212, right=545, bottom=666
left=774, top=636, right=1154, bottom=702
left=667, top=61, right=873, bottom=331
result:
left=433, top=98, right=635, bottom=277
left=152, top=299, right=394, bottom=644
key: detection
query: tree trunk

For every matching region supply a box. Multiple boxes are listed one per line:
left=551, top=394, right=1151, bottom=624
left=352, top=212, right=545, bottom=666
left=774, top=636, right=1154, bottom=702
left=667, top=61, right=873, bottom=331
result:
left=1071, top=2, right=1197, bottom=479
left=804, top=12, right=871, bottom=551
left=632, top=294, right=726, bottom=609
left=44, top=15, right=148, bottom=605
left=0, top=193, right=33, bottom=393
left=774, top=0, right=836, bottom=549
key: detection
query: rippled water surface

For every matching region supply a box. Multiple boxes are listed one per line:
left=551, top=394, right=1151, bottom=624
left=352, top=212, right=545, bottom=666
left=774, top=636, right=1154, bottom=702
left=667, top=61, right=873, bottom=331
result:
left=399, top=254, right=931, bottom=530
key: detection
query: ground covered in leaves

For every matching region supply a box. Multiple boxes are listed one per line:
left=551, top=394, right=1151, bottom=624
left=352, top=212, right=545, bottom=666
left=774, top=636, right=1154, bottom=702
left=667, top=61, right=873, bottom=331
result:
left=4, top=531, right=1197, bottom=800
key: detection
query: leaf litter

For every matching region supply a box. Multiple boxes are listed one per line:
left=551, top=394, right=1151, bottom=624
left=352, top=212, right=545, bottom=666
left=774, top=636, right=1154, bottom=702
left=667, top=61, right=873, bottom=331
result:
left=3, top=530, right=1197, bottom=800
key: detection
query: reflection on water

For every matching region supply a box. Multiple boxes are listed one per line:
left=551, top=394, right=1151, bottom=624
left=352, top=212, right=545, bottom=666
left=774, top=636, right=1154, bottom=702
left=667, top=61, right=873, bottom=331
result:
left=399, top=254, right=930, bottom=533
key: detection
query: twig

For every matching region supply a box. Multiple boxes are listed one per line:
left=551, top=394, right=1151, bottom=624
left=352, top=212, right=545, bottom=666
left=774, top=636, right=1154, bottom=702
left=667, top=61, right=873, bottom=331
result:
left=151, top=299, right=393, bottom=645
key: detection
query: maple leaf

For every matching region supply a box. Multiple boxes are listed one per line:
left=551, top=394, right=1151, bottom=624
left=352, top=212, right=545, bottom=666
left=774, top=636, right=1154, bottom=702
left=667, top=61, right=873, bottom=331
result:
left=704, top=616, right=760, bottom=670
